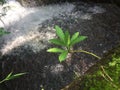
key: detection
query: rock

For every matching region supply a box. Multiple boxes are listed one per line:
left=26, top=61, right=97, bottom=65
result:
left=16, top=0, right=78, bottom=7
left=16, top=0, right=120, bottom=7
left=114, top=0, right=120, bottom=6
left=0, top=1, right=120, bottom=90
left=62, top=45, right=120, bottom=90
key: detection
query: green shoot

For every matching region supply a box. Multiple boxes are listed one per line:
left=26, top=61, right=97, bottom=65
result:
left=0, top=72, right=26, bottom=84
left=47, top=25, right=101, bottom=62
left=0, top=28, right=26, bottom=84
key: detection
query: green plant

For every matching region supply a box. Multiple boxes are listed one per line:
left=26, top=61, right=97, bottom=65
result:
left=47, top=25, right=101, bottom=62
left=0, top=72, right=26, bottom=84
left=0, top=8, right=26, bottom=84
left=0, top=28, right=26, bottom=84
left=78, top=52, right=120, bottom=90
left=0, top=27, right=10, bottom=36
left=0, top=0, right=5, bottom=4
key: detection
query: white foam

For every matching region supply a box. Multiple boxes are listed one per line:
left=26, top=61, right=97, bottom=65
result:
left=0, top=1, right=106, bottom=55
left=0, top=1, right=75, bottom=55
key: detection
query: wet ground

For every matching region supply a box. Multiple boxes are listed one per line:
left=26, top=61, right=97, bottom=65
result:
left=0, top=2, right=120, bottom=90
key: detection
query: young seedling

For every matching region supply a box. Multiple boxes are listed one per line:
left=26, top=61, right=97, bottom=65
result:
left=0, top=28, right=25, bottom=84
left=47, top=25, right=101, bottom=62
left=0, top=72, right=26, bottom=84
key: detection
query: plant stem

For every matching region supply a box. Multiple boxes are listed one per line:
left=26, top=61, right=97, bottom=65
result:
left=0, top=79, right=6, bottom=84
left=70, top=50, right=101, bottom=59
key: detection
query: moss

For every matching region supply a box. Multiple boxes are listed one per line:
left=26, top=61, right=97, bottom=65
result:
left=62, top=45, right=120, bottom=90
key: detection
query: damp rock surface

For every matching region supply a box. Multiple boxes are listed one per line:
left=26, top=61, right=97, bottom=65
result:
left=15, top=0, right=120, bottom=7
left=62, top=45, right=120, bottom=90
left=0, top=1, right=120, bottom=90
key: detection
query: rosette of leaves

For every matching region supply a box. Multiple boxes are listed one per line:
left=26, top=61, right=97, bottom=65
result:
left=47, top=25, right=87, bottom=62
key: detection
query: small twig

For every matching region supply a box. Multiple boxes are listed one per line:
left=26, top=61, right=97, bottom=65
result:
left=101, top=72, right=118, bottom=89
left=101, top=66, right=113, bottom=82
left=100, top=65, right=120, bottom=89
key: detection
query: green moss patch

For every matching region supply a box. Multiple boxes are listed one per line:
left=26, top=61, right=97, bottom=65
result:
left=63, top=45, right=120, bottom=90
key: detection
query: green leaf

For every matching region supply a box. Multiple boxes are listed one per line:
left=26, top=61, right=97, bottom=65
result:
left=0, top=28, right=10, bottom=36
left=71, top=32, right=79, bottom=43
left=55, top=25, right=65, bottom=41
left=70, top=36, right=87, bottom=46
left=49, top=39, right=65, bottom=46
left=47, top=48, right=64, bottom=53
left=59, top=50, right=68, bottom=62
left=64, top=31, right=70, bottom=46
left=109, top=61, right=116, bottom=66
left=10, top=73, right=26, bottom=80
left=5, top=72, right=13, bottom=80
left=5, top=73, right=26, bottom=80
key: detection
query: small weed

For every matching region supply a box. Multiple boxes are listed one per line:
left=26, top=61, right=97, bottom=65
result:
left=47, top=25, right=101, bottom=62
left=0, top=72, right=26, bottom=84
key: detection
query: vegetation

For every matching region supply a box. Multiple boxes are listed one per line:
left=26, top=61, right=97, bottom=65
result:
left=0, top=72, right=26, bottom=84
left=62, top=45, right=120, bottom=90
left=47, top=26, right=120, bottom=90
left=0, top=28, right=25, bottom=84
left=0, top=28, right=10, bottom=36
left=47, top=25, right=101, bottom=62
left=0, top=0, right=5, bottom=4
left=0, top=0, right=119, bottom=90
left=79, top=48, right=120, bottom=90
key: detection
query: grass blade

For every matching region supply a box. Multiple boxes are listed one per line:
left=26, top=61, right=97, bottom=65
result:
left=6, top=73, right=26, bottom=80
left=5, top=72, right=13, bottom=80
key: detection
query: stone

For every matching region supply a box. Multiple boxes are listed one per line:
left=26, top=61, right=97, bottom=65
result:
left=0, top=1, right=120, bottom=90
left=16, top=0, right=120, bottom=7
left=62, top=45, right=120, bottom=90
left=16, top=0, right=77, bottom=7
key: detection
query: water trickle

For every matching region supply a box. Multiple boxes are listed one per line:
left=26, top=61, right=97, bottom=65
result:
left=0, top=1, right=75, bottom=55
left=0, top=1, right=106, bottom=55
